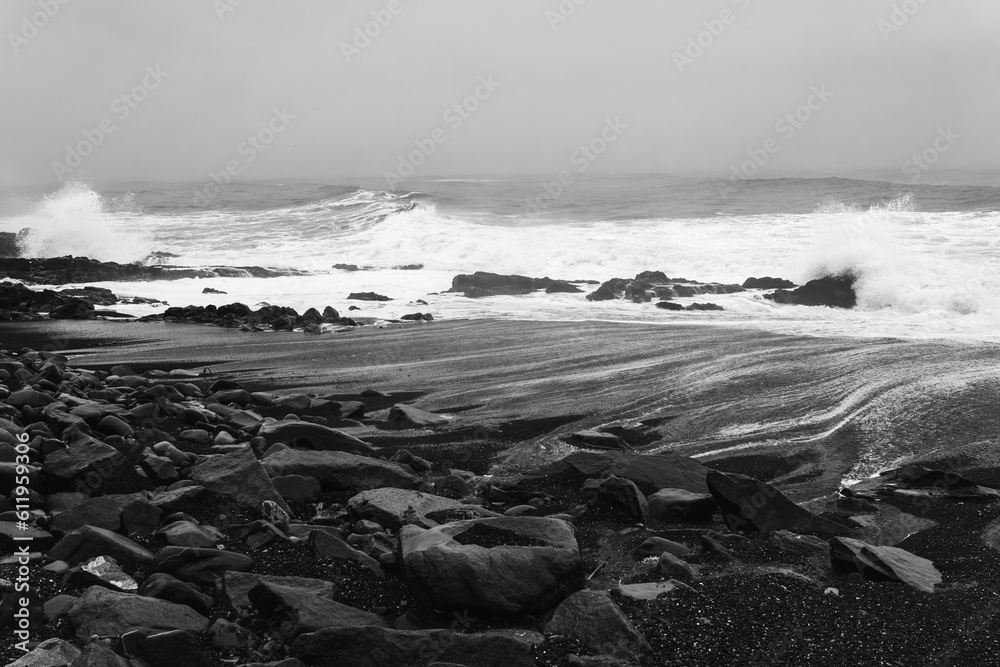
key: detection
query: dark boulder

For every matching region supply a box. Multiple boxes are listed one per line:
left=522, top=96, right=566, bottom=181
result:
left=743, top=276, right=796, bottom=289
left=586, top=278, right=629, bottom=302
left=707, top=471, right=854, bottom=535
left=765, top=272, right=857, bottom=308
left=655, top=301, right=683, bottom=311
left=545, top=280, right=584, bottom=293
left=347, top=292, right=391, bottom=301
left=447, top=272, right=544, bottom=298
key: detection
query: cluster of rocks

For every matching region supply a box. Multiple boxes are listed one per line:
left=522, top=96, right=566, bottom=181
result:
left=0, top=256, right=289, bottom=285
left=444, top=270, right=860, bottom=312
left=0, top=283, right=149, bottom=322
left=585, top=271, right=744, bottom=306
left=1, top=345, right=992, bottom=666
left=139, top=304, right=358, bottom=334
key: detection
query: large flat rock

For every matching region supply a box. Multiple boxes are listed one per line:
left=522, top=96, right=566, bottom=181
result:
left=527, top=450, right=711, bottom=494
left=189, top=446, right=291, bottom=515
left=68, top=586, right=209, bottom=639
left=258, top=420, right=377, bottom=455
left=830, top=537, right=942, bottom=593
left=400, top=516, right=582, bottom=614
left=262, top=449, right=420, bottom=492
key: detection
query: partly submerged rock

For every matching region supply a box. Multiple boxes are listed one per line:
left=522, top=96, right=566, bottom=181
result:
left=765, top=272, right=856, bottom=308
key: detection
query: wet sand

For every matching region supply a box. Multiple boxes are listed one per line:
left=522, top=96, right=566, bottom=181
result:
left=8, top=318, right=1000, bottom=499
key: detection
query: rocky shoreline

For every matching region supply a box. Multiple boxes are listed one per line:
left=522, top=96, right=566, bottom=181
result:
left=1, top=319, right=999, bottom=666
left=0, top=256, right=859, bottom=334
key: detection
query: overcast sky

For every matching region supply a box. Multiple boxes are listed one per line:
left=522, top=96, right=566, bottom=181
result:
left=2, top=0, right=998, bottom=186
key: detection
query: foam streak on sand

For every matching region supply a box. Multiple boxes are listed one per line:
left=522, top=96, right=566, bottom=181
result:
left=26, top=318, right=1000, bottom=500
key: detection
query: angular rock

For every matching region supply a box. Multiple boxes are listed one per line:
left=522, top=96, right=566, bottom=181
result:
left=387, top=404, right=452, bottom=427
left=845, top=464, right=1000, bottom=502
left=527, top=450, right=711, bottom=494
left=153, top=546, right=254, bottom=585
left=658, top=552, right=696, bottom=580
left=41, top=440, right=124, bottom=493
left=262, top=449, right=420, bottom=492
left=290, top=626, right=536, bottom=667
left=581, top=475, right=651, bottom=525
left=223, top=571, right=336, bottom=613
left=257, top=420, right=377, bottom=455
left=310, top=530, right=383, bottom=577
left=49, top=525, right=155, bottom=564
left=348, top=488, right=495, bottom=530
left=158, top=521, right=225, bottom=548
left=121, top=499, right=165, bottom=537
left=647, top=488, right=718, bottom=524
left=249, top=581, right=387, bottom=638
left=707, top=471, right=854, bottom=535
left=830, top=537, right=942, bottom=593
left=140, top=572, right=214, bottom=616
left=189, top=446, right=291, bottom=516
left=400, top=517, right=582, bottom=613
left=544, top=589, right=651, bottom=659
left=50, top=496, right=123, bottom=534
left=68, top=585, right=209, bottom=639
left=6, top=637, right=80, bottom=667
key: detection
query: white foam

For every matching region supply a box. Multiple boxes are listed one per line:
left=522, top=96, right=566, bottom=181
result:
left=0, top=181, right=150, bottom=263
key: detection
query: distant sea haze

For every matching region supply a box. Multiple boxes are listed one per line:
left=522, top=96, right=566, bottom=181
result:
left=1, top=172, right=999, bottom=341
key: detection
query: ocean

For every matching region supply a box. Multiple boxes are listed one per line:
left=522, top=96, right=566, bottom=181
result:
left=1, top=172, right=999, bottom=341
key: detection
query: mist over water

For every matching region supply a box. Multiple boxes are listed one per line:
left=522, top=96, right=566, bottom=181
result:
left=1, top=174, right=999, bottom=341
